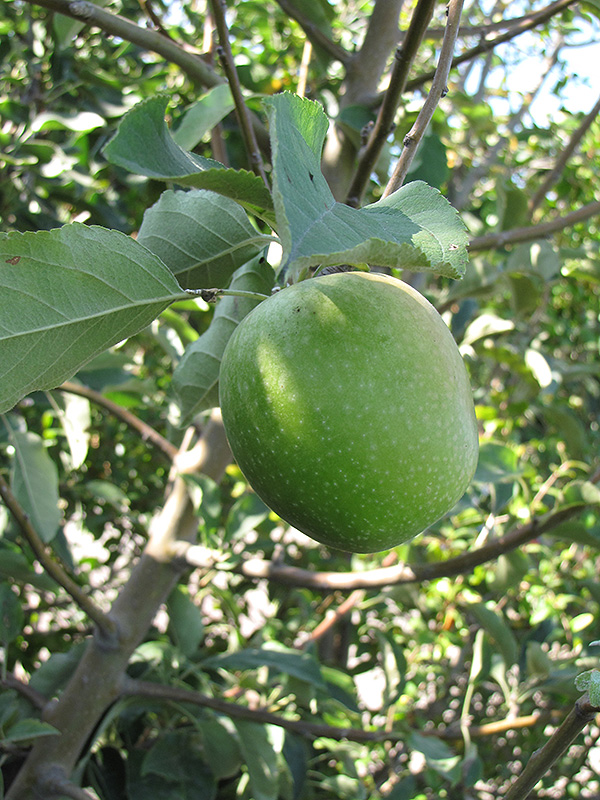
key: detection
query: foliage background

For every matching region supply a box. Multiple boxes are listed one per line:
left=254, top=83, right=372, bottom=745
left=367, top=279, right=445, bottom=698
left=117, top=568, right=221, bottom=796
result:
left=1, top=0, right=600, bottom=798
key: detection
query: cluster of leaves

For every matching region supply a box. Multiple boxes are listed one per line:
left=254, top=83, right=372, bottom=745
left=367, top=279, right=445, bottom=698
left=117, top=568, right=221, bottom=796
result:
left=1, top=1, right=600, bottom=799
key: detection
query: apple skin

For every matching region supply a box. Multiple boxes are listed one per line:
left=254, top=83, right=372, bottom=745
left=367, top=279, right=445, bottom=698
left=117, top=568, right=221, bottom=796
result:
left=218, top=271, right=478, bottom=553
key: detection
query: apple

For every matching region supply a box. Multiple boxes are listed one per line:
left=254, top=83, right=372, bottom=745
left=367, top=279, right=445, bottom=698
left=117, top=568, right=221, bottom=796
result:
left=218, top=271, right=478, bottom=553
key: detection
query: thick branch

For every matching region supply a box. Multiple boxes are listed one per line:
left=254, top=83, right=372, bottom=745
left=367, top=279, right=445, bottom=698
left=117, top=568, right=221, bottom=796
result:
left=469, top=200, right=600, bottom=252
left=121, top=677, right=404, bottom=743
left=5, top=419, right=232, bottom=799
left=384, top=0, right=465, bottom=195
left=529, top=92, right=600, bottom=213
left=58, top=382, right=178, bottom=461
left=345, top=0, right=437, bottom=207
left=503, top=695, right=600, bottom=800
left=0, top=473, right=116, bottom=639
left=343, top=0, right=405, bottom=106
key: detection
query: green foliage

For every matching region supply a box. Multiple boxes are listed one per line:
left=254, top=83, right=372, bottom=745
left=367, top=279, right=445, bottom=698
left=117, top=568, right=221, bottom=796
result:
left=0, top=0, right=600, bottom=799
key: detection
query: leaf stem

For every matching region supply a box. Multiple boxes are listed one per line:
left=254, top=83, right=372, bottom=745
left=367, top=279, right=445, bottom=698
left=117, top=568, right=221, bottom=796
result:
left=384, top=0, right=465, bottom=196
left=187, top=287, right=271, bottom=303
left=209, top=0, right=269, bottom=187
left=0, top=473, right=117, bottom=640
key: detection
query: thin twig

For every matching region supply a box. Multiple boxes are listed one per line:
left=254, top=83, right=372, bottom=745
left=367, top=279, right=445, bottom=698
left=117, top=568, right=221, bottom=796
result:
left=295, top=589, right=365, bottom=648
left=43, top=770, right=97, bottom=800
left=121, top=677, right=404, bottom=743
left=272, top=0, right=349, bottom=64
left=529, top=91, right=600, bottom=213
left=0, top=473, right=116, bottom=640
left=345, top=0, right=437, bottom=207
left=384, top=0, right=465, bottom=196
left=1, top=672, right=48, bottom=711
left=209, top=0, right=269, bottom=187
left=58, top=382, right=178, bottom=461
left=468, top=199, right=600, bottom=252
left=404, top=0, right=579, bottom=93
left=503, top=695, right=600, bottom=800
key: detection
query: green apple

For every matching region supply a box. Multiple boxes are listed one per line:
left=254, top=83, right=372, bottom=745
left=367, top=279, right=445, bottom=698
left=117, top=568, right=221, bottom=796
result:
left=218, top=271, right=478, bottom=553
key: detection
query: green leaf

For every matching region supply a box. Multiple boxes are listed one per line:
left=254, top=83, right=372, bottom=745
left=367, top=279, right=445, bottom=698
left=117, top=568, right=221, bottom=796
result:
left=166, top=586, right=204, bottom=657
left=575, top=669, right=600, bottom=707
left=473, top=442, right=522, bottom=485
left=265, top=92, right=468, bottom=280
left=225, top=493, right=271, bottom=541
left=141, top=730, right=216, bottom=796
left=9, top=428, right=61, bottom=544
left=467, top=602, right=519, bottom=667
left=2, top=718, right=58, bottom=743
left=197, top=719, right=242, bottom=781
left=103, top=95, right=274, bottom=225
left=137, top=189, right=273, bottom=289
left=561, top=480, right=600, bottom=508
left=0, top=224, right=184, bottom=413
left=0, top=582, right=23, bottom=643
left=172, top=84, right=235, bottom=150
left=203, top=642, right=326, bottom=690
left=233, top=721, right=279, bottom=800
left=409, top=732, right=462, bottom=784
left=172, top=256, right=274, bottom=425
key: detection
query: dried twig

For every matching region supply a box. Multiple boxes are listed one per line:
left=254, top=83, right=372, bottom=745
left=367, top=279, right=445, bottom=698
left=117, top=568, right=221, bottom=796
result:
left=384, top=0, right=465, bottom=196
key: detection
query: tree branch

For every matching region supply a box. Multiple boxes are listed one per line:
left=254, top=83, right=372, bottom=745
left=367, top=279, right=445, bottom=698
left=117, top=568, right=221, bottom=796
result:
left=344, top=0, right=405, bottom=106
left=529, top=91, right=600, bottom=214
left=272, top=0, right=348, bottom=64
left=121, top=677, right=405, bottom=743
left=179, top=481, right=598, bottom=592
left=384, top=0, right=465, bottom=196
left=404, top=0, right=579, bottom=93
left=503, top=695, right=600, bottom=800
left=4, top=419, right=232, bottom=799
left=58, top=382, right=178, bottom=461
left=345, top=0, right=437, bottom=207
left=1, top=672, right=48, bottom=711
left=0, top=473, right=116, bottom=640
left=468, top=200, right=600, bottom=252
left=209, top=0, right=268, bottom=187
left=21, top=0, right=220, bottom=88
left=21, top=0, right=270, bottom=154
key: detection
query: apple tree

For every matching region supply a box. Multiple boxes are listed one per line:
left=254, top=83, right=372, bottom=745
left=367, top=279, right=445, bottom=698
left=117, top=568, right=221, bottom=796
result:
left=1, top=1, right=600, bottom=799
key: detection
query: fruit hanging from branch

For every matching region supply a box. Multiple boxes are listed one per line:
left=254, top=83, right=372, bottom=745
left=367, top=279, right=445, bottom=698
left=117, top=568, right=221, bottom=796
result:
left=219, top=271, right=479, bottom=553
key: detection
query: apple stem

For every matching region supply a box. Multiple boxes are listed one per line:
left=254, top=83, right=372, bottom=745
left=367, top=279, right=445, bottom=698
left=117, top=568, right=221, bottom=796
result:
left=187, top=288, right=271, bottom=304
